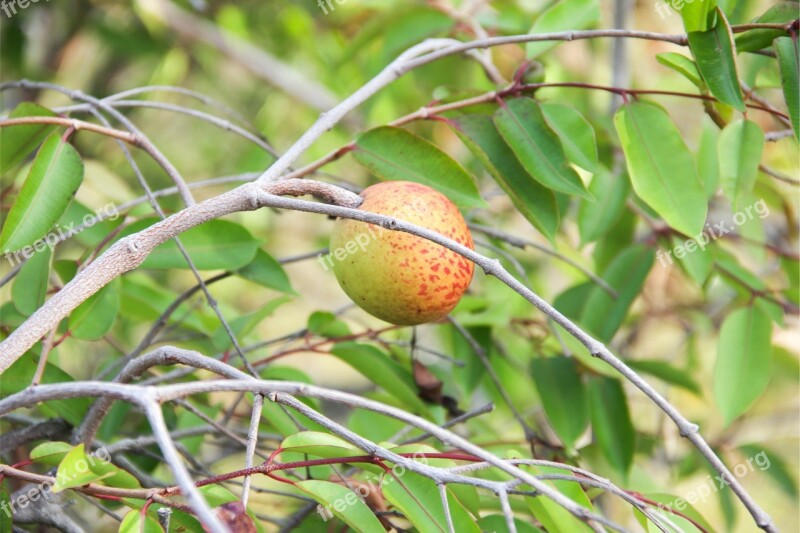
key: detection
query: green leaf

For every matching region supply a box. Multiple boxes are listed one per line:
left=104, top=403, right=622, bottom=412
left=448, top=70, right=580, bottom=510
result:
left=119, top=219, right=260, bottom=270
left=578, top=168, right=630, bottom=245
left=296, top=479, right=385, bottom=533
left=382, top=471, right=481, bottom=533
left=656, top=52, right=705, bottom=89
left=688, top=9, right=745, bottom=112
left=30, top=441, right=74, bottom=466
left=735, top=3, right=800, bottom=53
left=638, top=493, right=716, bottom=533
left=353, top=126, right=485, bottom=208
left=718, top=119, right=764, bottom=210
left=54, top=444, right=112, bottom=492
left=0, top=487, right=11, bottom=530
left=588, top=376, right=635, bottom=479
left=210, top=295, right=292, bottom=350
left=68, top=279, right=120, bottom=340
left=738, top=444, right=798, bottom=499
left=449, top=113, right=559, bottom=241
left=330, top=342, right=428, bottom=413
left=580, top=245, right=654, bottom=342
left=531, top=356, right=589, bottom=450
left=1, top=354, right=90, bottom=425
left=12, top=244, right=51, bottom=316
left=237, top=248, right=295, bottom=294
left=118, top=509, right=164, bottom=533
left=477, top=515, right=544, bottom=533
left=0, top=132, right=84, bottom=253
left=0, top=102, right=57, bottom=175
left=625, top=359, right=702, bottom=394
left=615, top=101, right=707, bottom=236
left=280, top=431, right=363, bottom=458
left=539, top=102, right=599, bottom=172
left=494, top=98, right=591, bottom=199
left=697, top=117, right=721, bottom=198
left=775, top=36, right=799, bottom=140
left=307, top=310, right=351, bottom=337
left=681, top=0, right=717, bottom=32
left=526, top=0, right=600, bottom=58
left=714, top=304, right=772, bottom=426
left=198, top=484, right=239, bottom=507
left=667, top=234, right=715, bottom=286
left=526, top=472, right=594, bottom=533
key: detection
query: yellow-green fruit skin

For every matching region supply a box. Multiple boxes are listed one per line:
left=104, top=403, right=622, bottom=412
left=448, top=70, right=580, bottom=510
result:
left=330, top=181, right=474, bottom=325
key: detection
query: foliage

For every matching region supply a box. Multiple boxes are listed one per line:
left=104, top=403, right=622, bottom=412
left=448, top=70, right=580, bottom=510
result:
left=0, top=1, right=797, bottom=532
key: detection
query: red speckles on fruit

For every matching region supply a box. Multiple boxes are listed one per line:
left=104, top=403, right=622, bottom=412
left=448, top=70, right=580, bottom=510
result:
left=329, top=181, right=475, bottom=325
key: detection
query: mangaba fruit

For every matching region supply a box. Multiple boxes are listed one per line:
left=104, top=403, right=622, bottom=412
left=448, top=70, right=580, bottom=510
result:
left=330, top=181, right=474, bottom=325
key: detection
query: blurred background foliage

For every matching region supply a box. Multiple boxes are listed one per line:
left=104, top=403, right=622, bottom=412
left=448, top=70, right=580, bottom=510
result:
left=0, top=0, right=797, bottom=531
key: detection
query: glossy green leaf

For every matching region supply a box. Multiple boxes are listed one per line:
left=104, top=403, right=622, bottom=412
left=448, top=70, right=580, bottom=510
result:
left=714, top=304, right=772, bottom=426
left=578, top=168, right=629, bottom=245
left=68, top=279, right=120, bottom=340
left=87, top=454, right=140, bottom=490
left=0, top=132, right=84, bottom=253
left=526, top=0, right=600, bottom=58
left=494, top=98, right=590, bottom=198
left=539, top=102, right=599, bottom=172
left=30, top=441, right=73, bottom=466
left=531, top=356, right=589, bottom=450
left=775, top=36, right=799, bottom=140
left=580, top=245, right=654, bottom=342
left=735, top=3, right=800, bottom=53
left=353, top=126, right=484, bottom=208
left=687, top=10, right=745, bottom=112
left=54, top=444, right=112, bottom=492
left=237, top=248, right=295, bottom=294
left=119, top=219, right=260, bottom=270
left=0, top=102, right=57, bottom=175
left=615, top=101, right=707, bottom=236
left=697, top=117, right=721, bottom=198
left=681, top=0, right=717, bottom=32
left=118, top=509, right=163, bottom=533
left=307, top=310, right=351, bottom=337
left=718, top=119, right=764, bottom=210
left=330, top=342, right=428, bottom=413
left=656, top=52, right=705, bottom=89
left=296, top=479, right=385, bottom=533
left=280, top=431, right=363, bottom=458
left=450, top=113, right=559, bottom=241
left=382, top=471, right=481, bottom=533
left=625, top=359, right=702, bottom=394
left=12, top=244, right=51, bottom=316
left=588, top=376, right=635, bottom=478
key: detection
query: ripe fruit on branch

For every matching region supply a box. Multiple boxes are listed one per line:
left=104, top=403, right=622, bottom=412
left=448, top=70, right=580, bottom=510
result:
left=329, top=181, right=474, bottom=325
